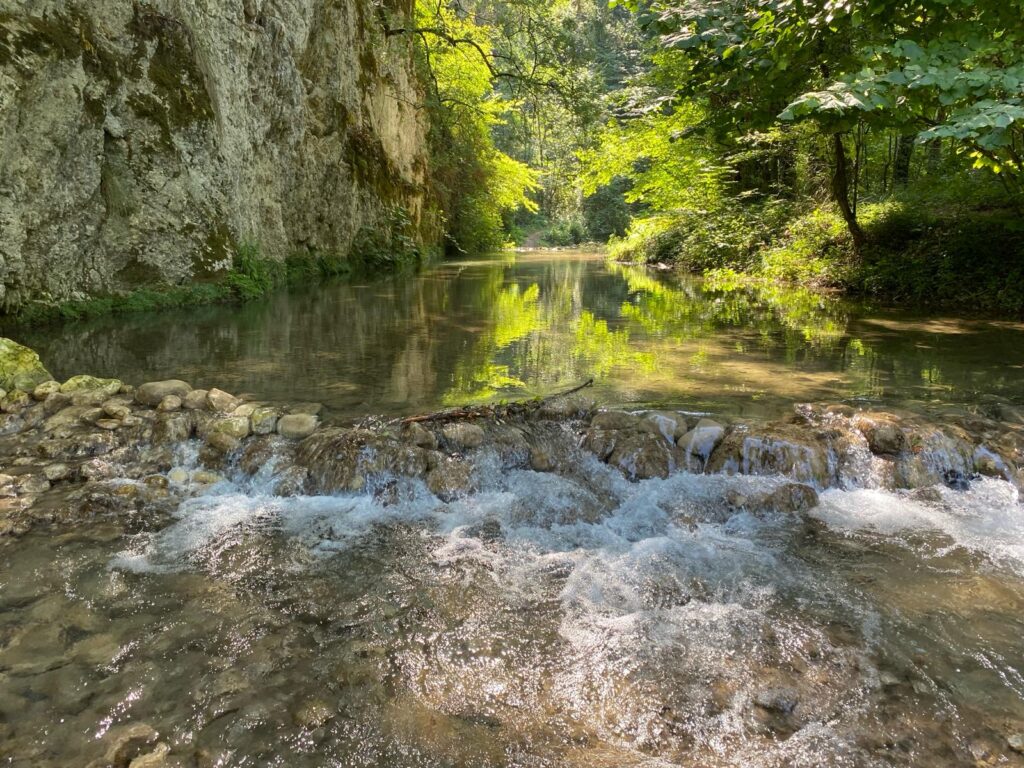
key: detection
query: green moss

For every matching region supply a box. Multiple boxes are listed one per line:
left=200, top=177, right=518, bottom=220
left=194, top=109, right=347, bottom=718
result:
left=0, top=13, right=83, bottom=69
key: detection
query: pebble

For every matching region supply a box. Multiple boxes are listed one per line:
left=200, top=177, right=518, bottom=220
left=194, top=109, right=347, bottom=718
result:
left=43, top=463, right=70, bottom=482
left=1009, top=733, right=1024, bottom=754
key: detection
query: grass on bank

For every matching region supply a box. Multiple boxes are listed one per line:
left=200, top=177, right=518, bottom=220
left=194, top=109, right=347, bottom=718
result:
left=608, top=185, right=1024, bottom=314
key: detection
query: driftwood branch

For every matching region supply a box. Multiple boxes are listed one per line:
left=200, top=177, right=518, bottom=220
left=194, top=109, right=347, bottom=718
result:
left=398, top=378, right=594, bottom=426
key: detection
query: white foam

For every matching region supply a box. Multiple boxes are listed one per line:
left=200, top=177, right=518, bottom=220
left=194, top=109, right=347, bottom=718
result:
left=814, top=479, right=1024, bottom=572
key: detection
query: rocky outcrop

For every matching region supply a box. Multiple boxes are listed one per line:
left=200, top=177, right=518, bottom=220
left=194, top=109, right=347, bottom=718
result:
left=0, top=0, right=438, bottom=310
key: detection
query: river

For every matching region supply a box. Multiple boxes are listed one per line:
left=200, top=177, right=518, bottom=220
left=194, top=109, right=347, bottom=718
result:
left=2, top=251, right=1024, bottom=766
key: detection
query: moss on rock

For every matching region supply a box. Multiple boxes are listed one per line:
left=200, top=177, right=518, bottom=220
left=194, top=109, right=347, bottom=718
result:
left=0, top=338, right=52, bottom=392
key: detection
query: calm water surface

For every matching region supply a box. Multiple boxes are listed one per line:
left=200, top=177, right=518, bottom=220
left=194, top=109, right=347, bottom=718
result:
left=18, top=251, right=1024, bottom=420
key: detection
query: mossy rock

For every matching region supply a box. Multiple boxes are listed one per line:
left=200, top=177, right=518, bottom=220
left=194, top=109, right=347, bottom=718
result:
left=0, top=338, right=53, bottom=392
left=60, top=375, right=123, bottom=397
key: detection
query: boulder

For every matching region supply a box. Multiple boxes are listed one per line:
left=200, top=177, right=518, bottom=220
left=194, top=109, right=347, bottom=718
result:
left=0, top=338, right=52, bottom=392
left=206, top=388, right=239, bottom=413
left=677, top=418, right=725, bottom=470
left=278, top=413, right=319, bottom=440
left=442, top=422, right=485, bottom=450
left=60, top=375, right=122, bottom=397
left=402, top=422, right=438, bottom=449
left=581, top=428, right=620, bottom=461
left=157, top=395, right=182, bottom=412
left=136, top=380, right=193, bottom=407
left=640, top=411, right=690, bottom=443
left=590, top=410, right=640, bottom=431
left=727, top=483, right=819, bottom=514
left=250, top=406, right=280, bottom=436
left=209, top=416, right=251, bottom=440
left=182, top=389, right=209, bottom=410
left=608, top=432, right=674, bottom=480
left=32, top=380, right=61, bottom=401
left=1, top=390, right=32, bottom=413
left=707, top=424, right=832, bottom=487
left=426, top=457, right=476, bottom=501
left=152, top=413, right=193, bottom=445
left=852, top=412, right=907, bottom=456
left=205, top=431, right=241, bottom=454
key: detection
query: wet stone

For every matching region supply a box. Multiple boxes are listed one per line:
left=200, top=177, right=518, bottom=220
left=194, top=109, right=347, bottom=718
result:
left=43, top=463, right=70, bottom=482
left=442, top=422, right=485, bottom=450
left=206, top=388, right=240, bottom=413
left=135, top=380, right=193, bottom=407
left=157, top=395, right=182, bottom=412
left=250, top=406, right=280, bottom=435
left=426, top=457, right=475, bottom=501
left=402, top=421, right=437, bottom=449
left=182, top=389, right=209, bottom=410
left=1, top=390, right=32, bottom=412
left=609, top=432, right=673, bottom=480
left=278, top=413, right=319, bottom=440
left=61, top=375, right=122, bottom=397
left=590, top=410, right=640, bottom=431
left=677, top=418, right=725, bottom=470
left=32, top=380, right=60, bottom=400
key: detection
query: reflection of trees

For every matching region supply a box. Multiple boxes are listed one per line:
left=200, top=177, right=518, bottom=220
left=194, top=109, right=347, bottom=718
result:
left=22, top=254, right=1024, bottom=416
left=444, top=260, right=655, bottom=404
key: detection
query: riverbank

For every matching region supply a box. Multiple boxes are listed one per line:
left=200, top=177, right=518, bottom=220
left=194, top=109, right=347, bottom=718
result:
left=610, top=198, right=1024, bottom=315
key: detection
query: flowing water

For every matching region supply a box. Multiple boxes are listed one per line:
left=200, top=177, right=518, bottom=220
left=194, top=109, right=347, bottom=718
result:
left=3, top=251, right=1024, bottom=766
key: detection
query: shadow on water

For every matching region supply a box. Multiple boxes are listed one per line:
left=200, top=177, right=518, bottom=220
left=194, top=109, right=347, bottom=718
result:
left=18, top=250, right=1024, bottom=419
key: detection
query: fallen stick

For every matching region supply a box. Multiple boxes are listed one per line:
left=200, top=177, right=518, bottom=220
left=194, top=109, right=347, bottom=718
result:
left=398, top=378, right=594, bottom=426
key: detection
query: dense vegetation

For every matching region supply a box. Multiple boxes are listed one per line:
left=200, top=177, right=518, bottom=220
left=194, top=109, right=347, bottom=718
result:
left=409, top=0, right=1024, bottom=312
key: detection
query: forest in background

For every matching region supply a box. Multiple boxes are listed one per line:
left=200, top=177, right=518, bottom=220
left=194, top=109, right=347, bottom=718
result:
left=403, top=0, right=1024, bottom=313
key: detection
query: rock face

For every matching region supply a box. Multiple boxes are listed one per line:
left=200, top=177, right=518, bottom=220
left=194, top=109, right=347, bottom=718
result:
left=0, top=0, right=438, bottom=310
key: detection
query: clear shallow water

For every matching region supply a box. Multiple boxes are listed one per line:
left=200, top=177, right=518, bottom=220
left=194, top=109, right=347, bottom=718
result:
left=15, top=251, right=1024, bottom=421
left=4, top=252, right=1024, bottom=766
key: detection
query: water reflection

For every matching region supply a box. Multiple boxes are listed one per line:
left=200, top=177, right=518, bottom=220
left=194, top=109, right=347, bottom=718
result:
left=15, top=251, right=1024, bottom=419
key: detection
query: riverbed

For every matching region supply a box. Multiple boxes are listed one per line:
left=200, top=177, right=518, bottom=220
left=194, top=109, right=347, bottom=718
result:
left=2, top=251, right=1024, bottom=767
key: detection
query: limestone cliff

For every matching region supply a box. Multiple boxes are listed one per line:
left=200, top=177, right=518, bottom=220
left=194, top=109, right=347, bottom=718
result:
left=0, top=0, right=437, bottom=311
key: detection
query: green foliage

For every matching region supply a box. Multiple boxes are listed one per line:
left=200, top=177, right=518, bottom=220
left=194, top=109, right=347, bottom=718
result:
left=350, top=204, right=422, bottom=269
left=412, top=0, right=540, bottom=253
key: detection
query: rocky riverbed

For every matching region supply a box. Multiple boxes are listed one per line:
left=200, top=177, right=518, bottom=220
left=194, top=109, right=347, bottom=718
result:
left=3, top=337, right=1024, bottom=766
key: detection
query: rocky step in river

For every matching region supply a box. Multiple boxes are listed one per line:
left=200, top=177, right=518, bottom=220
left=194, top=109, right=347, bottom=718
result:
left=0, top=342, right=1020, bottom=538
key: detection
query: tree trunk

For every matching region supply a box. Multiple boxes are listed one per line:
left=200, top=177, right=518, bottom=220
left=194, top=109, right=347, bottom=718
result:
left=893, top=135, right=914, bottom=185
left=831, top=133, right=865, bottom=249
